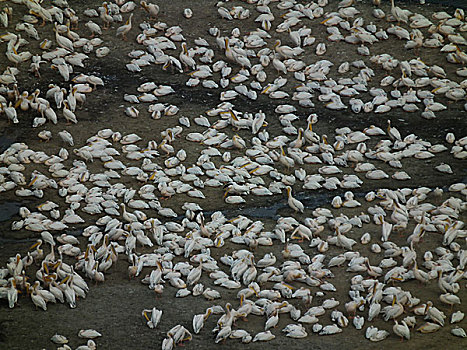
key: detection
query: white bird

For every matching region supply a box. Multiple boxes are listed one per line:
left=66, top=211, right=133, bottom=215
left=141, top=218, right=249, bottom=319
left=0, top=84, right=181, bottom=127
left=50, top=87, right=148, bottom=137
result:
left=393, top=320, right=410, bottom=341
left=286, top=186, right=304, bottom=213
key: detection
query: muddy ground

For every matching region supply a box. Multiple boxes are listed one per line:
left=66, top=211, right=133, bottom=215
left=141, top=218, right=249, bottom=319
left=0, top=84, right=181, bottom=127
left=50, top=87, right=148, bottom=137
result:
left=0, top=0, right=466, bottom=349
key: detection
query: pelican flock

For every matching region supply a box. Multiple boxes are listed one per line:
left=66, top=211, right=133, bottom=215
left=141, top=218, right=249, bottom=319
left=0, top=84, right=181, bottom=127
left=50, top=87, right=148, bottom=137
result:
left=0, top=0, right=466, bottom=349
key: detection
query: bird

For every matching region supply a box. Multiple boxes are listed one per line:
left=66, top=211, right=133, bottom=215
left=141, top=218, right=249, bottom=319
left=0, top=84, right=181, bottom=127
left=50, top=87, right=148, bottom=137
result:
left=116, top=14, right=133, bottom=40
left=180, top=43, right=196, bottom=70
left=120, top=203, right=138, bottom=223
left=285, top=186, right=304, bottom=213
left=54, top=25, right=74, bottom=52
left=141, top=1, right=159, bottom=20
left=1, top=1, right=466, bottom=348
left=390, top=0, right=410, bottom=24
left=393, top=320, right=410, bottom=341
left=63, top=101, right=77, bottom=124
left=85, top=21, right=102, bottom=38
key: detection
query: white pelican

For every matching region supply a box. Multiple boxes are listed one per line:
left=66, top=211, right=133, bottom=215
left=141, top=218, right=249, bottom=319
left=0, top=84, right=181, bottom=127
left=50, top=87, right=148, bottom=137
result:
left=29, top=283, right=47, bottom=311
left=439, top=293, right=461, bottom=310
left=116, top=14, right=133, bottom=40
left=193, top=308, right=212, bottom=334
left=78, top=329, right=102, bottom=339
left=85, top=21, right=101, bottom=38
left=54, top=25, right=74, bottom=52
left=390, top=0, right=410, bottom=24
left=252, top=331, right=275, bottom=342
left=286, top=186, right=304, bottom=213
left=387, top=120, right=402, bottom=141
left=393, top=320, right=410, bottom=341
left=140, top=1, right=159, bottom=20
left=1, top=102, right=18, bottom=124
left=63, top=101, right=77, bottom=124
left=180, top=43, right=196, bottom=70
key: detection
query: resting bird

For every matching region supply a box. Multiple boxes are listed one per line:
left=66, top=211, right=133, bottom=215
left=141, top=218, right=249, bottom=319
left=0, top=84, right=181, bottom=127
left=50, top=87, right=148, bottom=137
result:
left=141, top=1, right=159, bottom=20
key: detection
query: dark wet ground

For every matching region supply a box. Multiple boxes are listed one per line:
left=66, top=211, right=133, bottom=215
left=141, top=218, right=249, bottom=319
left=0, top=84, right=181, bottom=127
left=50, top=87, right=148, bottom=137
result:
left=1, top=0, right=467, bottom=349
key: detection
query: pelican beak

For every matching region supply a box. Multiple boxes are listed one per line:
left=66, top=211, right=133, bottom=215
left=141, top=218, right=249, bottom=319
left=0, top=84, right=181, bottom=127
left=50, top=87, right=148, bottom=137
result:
left=229, top=110, right=238, bottom=120
left=28, top=176, right=38, bottom=187
left=248, top=166, right=259, bottom=174
left=261, top=85, right=271, bottom=94
left=162, top=61, right=171, bottom=71
left=30, top=241, right=41, bottom=250
left=182, top=334, right=192, bottom=341
left=143, top=311, right=150, bottom=321
left=249, top=286, right=258, bottom=297
left=204, top=309, right=212, bottom=319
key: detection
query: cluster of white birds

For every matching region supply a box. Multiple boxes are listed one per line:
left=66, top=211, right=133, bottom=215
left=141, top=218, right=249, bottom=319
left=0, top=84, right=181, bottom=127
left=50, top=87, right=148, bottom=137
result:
left=0, top=0, right=466, bottom=349
left=121, top=0, right=467, bottom=122
left=50, top=329, right=102, bottom=350
left=0, top=0, right=106, bottom=130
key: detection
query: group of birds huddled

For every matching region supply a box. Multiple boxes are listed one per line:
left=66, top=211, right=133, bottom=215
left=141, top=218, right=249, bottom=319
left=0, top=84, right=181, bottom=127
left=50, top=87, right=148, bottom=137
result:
left=121, top=0, right=467, bottom=124
left=0, top=0, right=466, bottom=350
left=0, top=0, right=109, bottom=131
left=48, top=329, right=102, bottom=350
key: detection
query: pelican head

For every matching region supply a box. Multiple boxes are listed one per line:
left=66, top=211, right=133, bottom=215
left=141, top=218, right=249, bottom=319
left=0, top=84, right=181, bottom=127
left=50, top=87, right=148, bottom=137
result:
left=30, top=239, right=42, bottom=250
